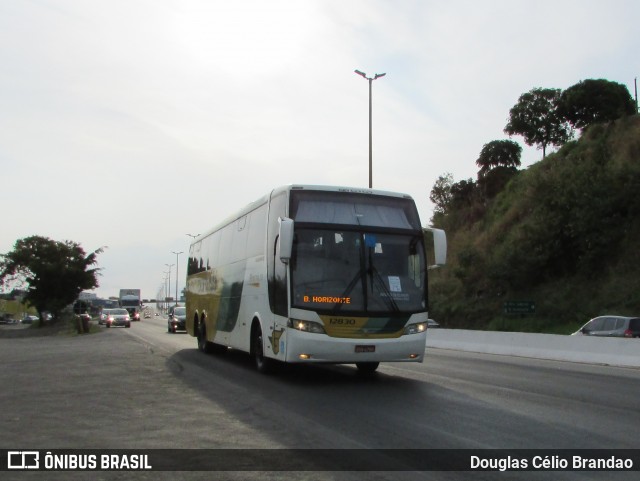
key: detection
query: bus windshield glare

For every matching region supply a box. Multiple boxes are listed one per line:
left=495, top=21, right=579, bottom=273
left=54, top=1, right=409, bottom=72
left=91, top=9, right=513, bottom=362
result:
left=291, top=229, right=426, bottom=314
left=289, top=189, right=426, bottom=315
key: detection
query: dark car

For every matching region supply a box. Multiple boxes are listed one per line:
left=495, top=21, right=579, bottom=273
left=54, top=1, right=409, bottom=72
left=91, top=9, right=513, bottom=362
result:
left=126, top=308, right=141, bottom=321
left=0, top=313, right=17, bottom=324
left=572, top=315, right=640, bottom=338
left=168, top=306, right=186, bottom=333
left=21, top=315, right=39, bottom=324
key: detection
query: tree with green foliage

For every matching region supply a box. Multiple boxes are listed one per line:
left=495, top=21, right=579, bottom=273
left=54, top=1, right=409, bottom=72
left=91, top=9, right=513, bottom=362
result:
left=430, top=174, right=481, bottom=231
left=475, top=139, right=522, bottom=177
left=450, top=178, right=477, bottom=206
left=429, top=115, right=640, bottom=330
left=504, top=87, right=572, bottom=157
left=558, top=79, right=636, bottom=130
left=0, top=236, right=103, bottom=324
left=429, top=173, right=454, bottom=216
left=478, top=166, right=519, bottom=200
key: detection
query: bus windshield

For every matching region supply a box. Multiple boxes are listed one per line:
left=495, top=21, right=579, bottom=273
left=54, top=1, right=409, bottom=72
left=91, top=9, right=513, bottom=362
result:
left=291, top=228, right=426, bottom=315
left=290, top=190, right=421, bottom=230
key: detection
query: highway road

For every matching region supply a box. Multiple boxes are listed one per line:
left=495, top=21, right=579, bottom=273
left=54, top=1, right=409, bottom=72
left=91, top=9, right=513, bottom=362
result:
left=137, top=311, right=640, bottom=446
left=2, top=310, right=639, bottom=480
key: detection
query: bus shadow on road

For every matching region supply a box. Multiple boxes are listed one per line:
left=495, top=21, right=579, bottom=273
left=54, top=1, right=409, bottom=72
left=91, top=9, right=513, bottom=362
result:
left=164, top=347, right=624, bottom=454
left=167, top=346, right=424, bottom=388
left=165, top=347, right=434, bottom=450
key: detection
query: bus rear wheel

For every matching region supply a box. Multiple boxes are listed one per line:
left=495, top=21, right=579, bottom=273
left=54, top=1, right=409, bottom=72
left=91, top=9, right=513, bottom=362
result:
left=197, top=319, right=214, bottom=354
left=356, top=362, right=379, bottom=374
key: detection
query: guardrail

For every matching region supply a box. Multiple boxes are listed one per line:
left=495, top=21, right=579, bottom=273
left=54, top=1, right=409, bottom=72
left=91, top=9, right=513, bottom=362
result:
left=426, top=329, right=640, bottom=368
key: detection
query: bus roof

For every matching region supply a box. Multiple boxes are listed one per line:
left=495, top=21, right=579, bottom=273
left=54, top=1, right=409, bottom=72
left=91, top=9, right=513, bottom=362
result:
left=191, top=185, right=417, bottom=243
left=288, top=184, right=414, bottom=200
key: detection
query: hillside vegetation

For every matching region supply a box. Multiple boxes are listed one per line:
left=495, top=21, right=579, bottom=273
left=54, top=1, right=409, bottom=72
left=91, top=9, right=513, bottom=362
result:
left=429, top=115, right=640, bottom=333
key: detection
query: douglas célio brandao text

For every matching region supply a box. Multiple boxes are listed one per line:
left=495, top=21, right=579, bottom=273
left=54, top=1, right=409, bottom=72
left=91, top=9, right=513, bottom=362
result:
left=470, top=455, right=634, bottom=471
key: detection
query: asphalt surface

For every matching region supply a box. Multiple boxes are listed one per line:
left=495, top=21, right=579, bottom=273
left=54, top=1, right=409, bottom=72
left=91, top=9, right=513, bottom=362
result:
left=1, top=318, right=639, bottom=481
left=0, top=322, right=340, bottom=481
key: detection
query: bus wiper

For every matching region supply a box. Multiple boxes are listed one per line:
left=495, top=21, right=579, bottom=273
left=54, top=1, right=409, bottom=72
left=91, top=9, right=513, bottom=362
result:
left=333, top=267, right=365, bottom=312
left=369, top=264, right=400, bottom=312
left=333, top=233, right=368, bottom=312
left=334, top=248, right=400, bottom=313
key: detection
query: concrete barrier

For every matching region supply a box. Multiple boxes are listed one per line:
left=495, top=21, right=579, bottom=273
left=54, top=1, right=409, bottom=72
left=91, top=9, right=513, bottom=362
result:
left=425, top=328, right=640, bottom=368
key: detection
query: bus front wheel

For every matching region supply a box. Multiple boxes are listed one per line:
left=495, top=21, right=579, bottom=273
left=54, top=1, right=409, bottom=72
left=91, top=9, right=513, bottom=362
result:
left=252, top=325, right=271, bottom=374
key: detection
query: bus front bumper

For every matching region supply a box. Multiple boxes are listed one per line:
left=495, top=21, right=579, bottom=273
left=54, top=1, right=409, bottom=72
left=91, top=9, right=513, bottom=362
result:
left=283, top=330, right=427, bottom=364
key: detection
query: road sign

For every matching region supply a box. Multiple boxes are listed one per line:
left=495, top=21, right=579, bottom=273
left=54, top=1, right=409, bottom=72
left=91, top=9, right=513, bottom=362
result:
left=504, top=301, right=536, bottom=314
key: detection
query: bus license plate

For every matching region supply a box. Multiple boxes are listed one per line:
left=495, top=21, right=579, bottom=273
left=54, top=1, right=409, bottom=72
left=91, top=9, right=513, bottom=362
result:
left=355, top=345, right=375, bottom=353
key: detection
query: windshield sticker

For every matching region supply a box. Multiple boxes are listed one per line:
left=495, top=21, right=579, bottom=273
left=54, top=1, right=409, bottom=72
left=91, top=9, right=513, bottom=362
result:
left=388, top=276, right=402, bottom=292
left=364, top=234, right=377, bottom=247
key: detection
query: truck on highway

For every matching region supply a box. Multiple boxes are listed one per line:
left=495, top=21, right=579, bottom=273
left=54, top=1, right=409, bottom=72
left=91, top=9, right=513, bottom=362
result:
left=119, top=289, right=142, bottom=321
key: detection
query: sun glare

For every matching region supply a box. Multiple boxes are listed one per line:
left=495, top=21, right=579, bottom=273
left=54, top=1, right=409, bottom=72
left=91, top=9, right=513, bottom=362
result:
left=172, top=0, right=316, bottom=78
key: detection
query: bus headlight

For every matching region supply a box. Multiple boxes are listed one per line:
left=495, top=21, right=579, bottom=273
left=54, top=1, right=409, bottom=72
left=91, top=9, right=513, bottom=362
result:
left=404, top=322, right=427, bottom=335
left=288, top=319, right=326, bottom=334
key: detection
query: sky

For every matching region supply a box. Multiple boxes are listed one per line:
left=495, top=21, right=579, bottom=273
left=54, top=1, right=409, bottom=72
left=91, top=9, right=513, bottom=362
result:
left=1, top=0, right=638, bottom=301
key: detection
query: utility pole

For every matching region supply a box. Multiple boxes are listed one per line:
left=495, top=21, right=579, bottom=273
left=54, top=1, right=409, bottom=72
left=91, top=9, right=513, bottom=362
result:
left=172, top=251, right=183, bottom=305
left=164, top=263, right=174, bottom=308
left=355, top=70, right=386, bottom=188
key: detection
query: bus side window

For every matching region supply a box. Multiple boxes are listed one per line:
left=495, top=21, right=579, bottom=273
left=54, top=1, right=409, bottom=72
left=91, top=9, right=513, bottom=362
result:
left=268, top=192, right=287, bottom=315
left=274, top=235, right=288, bottom=316
left=408, top=254, right=422, bottom=287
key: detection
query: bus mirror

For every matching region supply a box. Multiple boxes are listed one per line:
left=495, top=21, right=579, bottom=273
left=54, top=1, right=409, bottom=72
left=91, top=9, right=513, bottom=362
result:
left=424, top=227, right=447, bottom=269
left=279, top=217, right=294, bottom=263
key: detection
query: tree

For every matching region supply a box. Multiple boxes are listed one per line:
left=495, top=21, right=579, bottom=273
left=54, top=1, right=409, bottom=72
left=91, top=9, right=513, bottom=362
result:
left=558, top=79, right=636, bottom=130
left=477, top=166, right=519, bottom=200
left=475, top=139, right=522, bottom=178
left=450, top=178, right=477, bottom=206
left=429, top=173, right=454, bottom=216
left=504, top=88, right=572, bottom=157
left=0, top=236, right=103, bottom=324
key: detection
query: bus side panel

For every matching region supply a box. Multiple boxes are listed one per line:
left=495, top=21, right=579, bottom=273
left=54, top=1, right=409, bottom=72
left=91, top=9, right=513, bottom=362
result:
left=229, top=254, right=270, bottom=353
left=186, top=268, right=223, bottom=341
left=227, top=202, right=271, bottom=353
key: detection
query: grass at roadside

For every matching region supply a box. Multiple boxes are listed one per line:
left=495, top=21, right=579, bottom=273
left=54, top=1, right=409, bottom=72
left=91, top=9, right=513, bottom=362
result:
left=0, top=315, right=102, bottom=338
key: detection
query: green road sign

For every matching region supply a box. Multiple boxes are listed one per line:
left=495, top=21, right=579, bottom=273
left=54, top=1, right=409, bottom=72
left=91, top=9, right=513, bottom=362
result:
left=504, top=301, right=536, bottom=314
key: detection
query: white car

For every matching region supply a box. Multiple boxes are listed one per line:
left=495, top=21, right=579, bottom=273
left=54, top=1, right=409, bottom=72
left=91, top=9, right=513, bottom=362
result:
left=99, top=309, right=113, bottom=325
left=427, top=319, right=440, bottom=328
left=105, top=309, right=131, bottom=328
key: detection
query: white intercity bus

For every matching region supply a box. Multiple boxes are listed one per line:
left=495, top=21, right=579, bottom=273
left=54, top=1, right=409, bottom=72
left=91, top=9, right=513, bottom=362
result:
left=185, top=185, right=446, bottom=373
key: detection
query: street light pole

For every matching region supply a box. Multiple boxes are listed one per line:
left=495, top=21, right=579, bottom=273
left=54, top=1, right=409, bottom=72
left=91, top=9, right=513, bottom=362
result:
left=162, top=272, right=170, bottom=312
left=355, top=69, right=386, bottom=188
left=171, top=251, right=183, bottom=305
left=165, top=264, right=174, bottom=308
